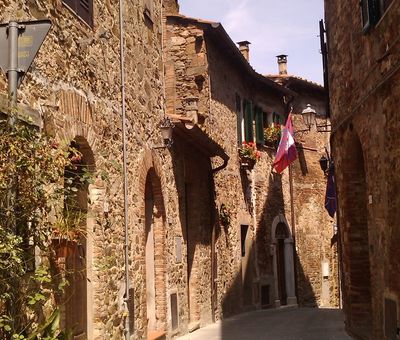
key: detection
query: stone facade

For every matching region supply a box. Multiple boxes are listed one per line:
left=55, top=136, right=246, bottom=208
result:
left=325, top=0, right=400, bottom=339
left=164, top=3, right=339, bottom=334
left=267, top=71, right=340, bottom=308
left=0, top=0, right=169, bottom=339
left=0, top=0, right=339, bottom=339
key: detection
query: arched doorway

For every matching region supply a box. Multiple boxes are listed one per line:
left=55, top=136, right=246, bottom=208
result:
left=271, top=215, right=297, bottom=307
left=276, top=222, right=289, bottom=305
left=61, top=136, right=95, bottom=339
left=339, top=128, right=372, bottom=338
left=144, top=168, right=167, bottom=334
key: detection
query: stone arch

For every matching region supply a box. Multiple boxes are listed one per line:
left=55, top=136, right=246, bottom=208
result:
left=337, top=126, right=372, bottom=338
left=50, top=91, right=99, bottom=339
left=136, top=149, right=167, bottom=335
left=61, top=135, right=96, bottom=339
left=271, top=214, right=297, bottom=307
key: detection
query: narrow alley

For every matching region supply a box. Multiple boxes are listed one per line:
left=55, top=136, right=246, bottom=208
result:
left=1, top=0, right=399, bottom=339
left=177, top=308, right=350, bottom=340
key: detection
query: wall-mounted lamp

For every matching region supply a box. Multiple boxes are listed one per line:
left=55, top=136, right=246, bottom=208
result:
left=302, top=104, right=331, bottom=132
left=319, top=155, right=329, bottom=173
left=319, top=147, right=334, bottom=176
left=301, top=104, right=316, bottom=131
left=157, top=117, right=174, bottom=148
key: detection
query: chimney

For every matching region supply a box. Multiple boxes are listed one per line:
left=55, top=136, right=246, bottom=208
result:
left=276, top=54, right=288, bottom=75
left=163, top=0, right=179, bottom=15
left=237, top=41, right=251, bottom=61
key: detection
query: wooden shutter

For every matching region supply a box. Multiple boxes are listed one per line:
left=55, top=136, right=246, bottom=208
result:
left=236, top=94, right=242, bottom=146
left=361, top=0, right=380, bottom=31
left=273, top=112, right=280, bottom=125
left=244, top=100, right=254, bottom=142
left=255, top=107, right=264, bottom=145
left=63, top=0, right=76, bottom=11
left=77, top=0, right=93, bottom=27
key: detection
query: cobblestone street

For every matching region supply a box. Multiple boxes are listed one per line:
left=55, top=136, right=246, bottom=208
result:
left=177, top=308, right=351, bottom=340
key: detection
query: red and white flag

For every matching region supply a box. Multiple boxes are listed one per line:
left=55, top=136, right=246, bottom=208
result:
left=273, top=114, right=297, bottom=173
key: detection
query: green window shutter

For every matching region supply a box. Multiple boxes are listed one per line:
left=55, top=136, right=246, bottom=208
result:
left=244, top=100, right=254, bottom=142
left=255, top=107, right=264, bottom=144
left=236, top=94, right=242, bottom=146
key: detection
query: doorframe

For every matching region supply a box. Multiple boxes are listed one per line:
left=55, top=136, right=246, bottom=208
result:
left=271, top=214, right=297, bottom=307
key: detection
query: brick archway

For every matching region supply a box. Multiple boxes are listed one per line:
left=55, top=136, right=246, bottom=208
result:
left=337, top=127, right=372, bottom=338
left=51, top=90, right=99, bottom=339
left=136, top=149, right=167, bottom=335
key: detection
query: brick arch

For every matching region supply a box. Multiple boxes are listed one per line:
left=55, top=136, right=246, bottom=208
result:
left=52, top=90, right=99, bottom=339
left=61, top=135, right=96, bottom=338
left=337, top=126, right=372, bottom=338
left=136, top=149, right=167, bottom=333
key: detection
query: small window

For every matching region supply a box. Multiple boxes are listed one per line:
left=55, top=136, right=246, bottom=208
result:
left=361, top=0, right=393, bottom=32
left=240, top=225, right=248, bottom=257
left=170, top=293, right=178, bottom=330
left=63, top=0, right=93, bottom=27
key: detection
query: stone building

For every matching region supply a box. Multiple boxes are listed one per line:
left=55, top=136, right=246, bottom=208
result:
left=0, top=0, right=338, bottom=339
left=266, top=56, right=339, bottom=308
left=163, top=3, right=291, bottom=328
left=0, top=0, right=170, bottom=339
left=164, top=2, right=339, bottom=336
left=324, top=0, right=400, bottom=339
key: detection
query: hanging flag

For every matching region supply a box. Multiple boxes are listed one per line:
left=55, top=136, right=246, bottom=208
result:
left=325, top=166, right=337, bottom=217
left=273, top=113, right=297, bottom=174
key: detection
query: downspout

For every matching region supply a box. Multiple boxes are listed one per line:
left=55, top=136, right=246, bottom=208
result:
left=118, top=0, right=131, bottom=339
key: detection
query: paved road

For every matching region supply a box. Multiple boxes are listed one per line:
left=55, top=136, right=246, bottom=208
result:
left=177, top=307, right=352, bottom=340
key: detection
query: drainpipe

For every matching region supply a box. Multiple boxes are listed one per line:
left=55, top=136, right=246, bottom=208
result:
left=118, top=0, right=131, bottom=339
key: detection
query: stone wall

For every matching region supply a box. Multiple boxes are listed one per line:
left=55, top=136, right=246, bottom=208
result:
left=325, top=0, right=400, bottom=338
left=0, top=1, right=177, bottom=339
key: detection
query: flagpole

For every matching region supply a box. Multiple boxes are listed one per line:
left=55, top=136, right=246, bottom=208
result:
left=288, top=163, right=298, bottom=299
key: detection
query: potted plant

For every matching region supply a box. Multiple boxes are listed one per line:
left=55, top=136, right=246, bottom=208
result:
left=238, top=141, right=261, bottom=169
left=264, top=124, right=281, bottom=148
left=51, top=208, right=87, bottom=264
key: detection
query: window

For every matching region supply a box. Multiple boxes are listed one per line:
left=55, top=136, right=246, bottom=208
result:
left=236, top=97, right=268, bottom=145
left=243, top=100, right=254, bottom=143
left=241, top=225, right=248, bottom=257
left=63, top=0, right=93, bottom=27
left=254, top=106, right=265, bottom=145
left=361, top=0, right=393, bottom=31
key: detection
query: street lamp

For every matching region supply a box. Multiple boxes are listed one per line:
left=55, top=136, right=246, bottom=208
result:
left=158, top=117, right=174, bottom=148
left=301, top=104, right=316, bottom=130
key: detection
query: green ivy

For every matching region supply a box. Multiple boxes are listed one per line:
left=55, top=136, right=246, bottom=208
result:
left=0, top=121, right=85, bottom=339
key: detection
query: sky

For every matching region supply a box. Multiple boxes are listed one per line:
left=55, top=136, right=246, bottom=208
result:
left=179, top=0, right=325, bottom=84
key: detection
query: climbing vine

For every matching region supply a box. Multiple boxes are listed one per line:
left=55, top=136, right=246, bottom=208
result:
left=0, top=120, right=81, bottom=339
